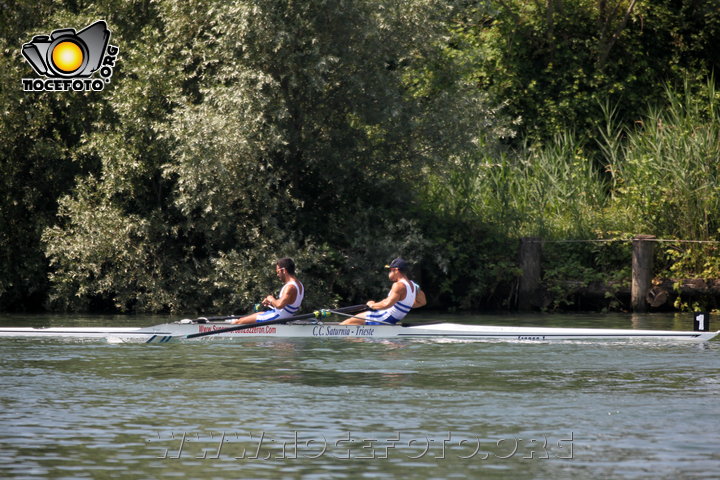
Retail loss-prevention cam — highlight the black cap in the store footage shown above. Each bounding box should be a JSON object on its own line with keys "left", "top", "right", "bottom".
{"left": 384, "top": 257, "right": 409, "bottom": 271}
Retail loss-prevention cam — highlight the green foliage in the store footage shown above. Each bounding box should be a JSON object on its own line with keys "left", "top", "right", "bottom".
{"left": 541, "top": 241, "right": 630, "bottom": 311}
{"left": 422, "top": 220, "right": 519, "bottom": 310}
{"left": 423, "top": 78, "right": 720, "bottom": 310}
{"left": 2, "top": 0, "right": 720, "bottom": 313}
{"left": 43, "top": 178, "right": 174, "bottom": 311}
{"left": 0, "top": 5, "right": 108, "bottom": 310}
{"left": 33, "top": 0, "right": 501, "bottom": 313}
{"left": 424, "top": 131, "right": 609, "bottom": 239}
{"left": 606, "top": 79, "right": 720, "bottom": 242}
{"left": 661, "top": 244, "right": 720, "bottom": 281}
{"left": 459, "top": 0, "right": 720, "bottom": 142}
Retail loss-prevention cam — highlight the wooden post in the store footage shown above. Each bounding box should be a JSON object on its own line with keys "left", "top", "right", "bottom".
{"left": 631, "top": 235, "right": 656, "bottom": 312}
{"left": 518, "top": 237, "right": 542, "bottom": 310}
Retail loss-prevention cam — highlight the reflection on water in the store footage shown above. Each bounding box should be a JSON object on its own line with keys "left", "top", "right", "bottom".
{"left": 0, "top": 312, "right": 718, "bottom": 479}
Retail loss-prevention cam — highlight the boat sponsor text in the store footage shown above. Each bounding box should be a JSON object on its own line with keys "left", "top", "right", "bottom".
{"left": 196, "top": 324, "right": 377, "bottom": 337}
{"left": 312, "top": 326, "right": 376, "bottom": 337}
{"left": 198, "top": 325, "right": 278, "bottom": 335}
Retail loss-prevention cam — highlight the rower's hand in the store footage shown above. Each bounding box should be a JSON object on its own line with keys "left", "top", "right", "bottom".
{"left": 366, "top": 300, "right": 377, "bottom": 310}
{"left": 263, "top": 295, "right": 276, "bottom": 307}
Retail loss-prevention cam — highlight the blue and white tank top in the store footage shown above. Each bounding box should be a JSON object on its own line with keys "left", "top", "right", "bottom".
{"left": 386, "top": 279, "right": 417, "bottom": 320}
{"left": 279, "top": 279, "right": 303, "bottom": 315}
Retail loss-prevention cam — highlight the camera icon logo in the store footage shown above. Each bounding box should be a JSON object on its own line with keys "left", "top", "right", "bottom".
{"left": 22, "top": 20, "right": 109, "bottom": 77}
{"left": 21, "top": 20, "right": 119, "bottom": 92}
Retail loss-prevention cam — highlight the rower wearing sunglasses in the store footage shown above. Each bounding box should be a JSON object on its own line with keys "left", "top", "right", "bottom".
{"left": 340, "top": 257, "right": 426, "bottom": 325}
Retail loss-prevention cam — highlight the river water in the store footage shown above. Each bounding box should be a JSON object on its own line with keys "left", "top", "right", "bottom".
{"left": 0, "top": 312, "right": 718, "bottom": 479}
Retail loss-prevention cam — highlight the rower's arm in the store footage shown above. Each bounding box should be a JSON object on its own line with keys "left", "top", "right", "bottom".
{"left": 368, "top": 283, "right": 405, "bottom": 310}
{"left": 264, "top": 285, "right": 297, "bottom": 310}
{"left": 413, "top": 288, "right": 427, "bottom": 308}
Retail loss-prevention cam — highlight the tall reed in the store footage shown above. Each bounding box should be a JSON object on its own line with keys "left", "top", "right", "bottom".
{"left": 427, "top": 132, "right": 608, "bottom": 239}
{"left": 605, "top": 79, "right": 720, "bottom": 241}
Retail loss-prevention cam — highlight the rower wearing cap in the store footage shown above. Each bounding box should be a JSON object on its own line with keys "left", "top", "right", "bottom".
{"left": 340, "top": 257, "right": 427, "bottom": 325}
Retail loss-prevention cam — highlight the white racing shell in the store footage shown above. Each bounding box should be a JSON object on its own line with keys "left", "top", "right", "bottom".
{"left": 0, "top": 322, "right": 717, "bottom": 344}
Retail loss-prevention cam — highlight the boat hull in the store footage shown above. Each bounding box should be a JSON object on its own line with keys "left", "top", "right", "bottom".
{"left": 0, "top": 322, "right": 717, "bottom": 343}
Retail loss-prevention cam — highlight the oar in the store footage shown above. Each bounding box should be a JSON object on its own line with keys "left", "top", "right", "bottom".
{"left": 326, "top": 308, "right": 396, "bottom": 326}
{"left": 181, "top": 304, "right": 265, "bottom": 323}
{"left": 184, "top": 304, "right": 368, "bottom": 339}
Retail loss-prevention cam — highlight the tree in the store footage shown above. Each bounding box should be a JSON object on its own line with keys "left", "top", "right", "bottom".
{"left": 0, "top": 4, "right": 105, "bottom": 310}
{"left": 43, "top": 0, "right": 504, "bottom": 312}
{"left": 458, "top": 0, "right": 720, "bottom": 141}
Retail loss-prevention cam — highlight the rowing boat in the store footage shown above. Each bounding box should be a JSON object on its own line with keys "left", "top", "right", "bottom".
{"left": 0, "top": 320, "right": 717, "bottom": 343}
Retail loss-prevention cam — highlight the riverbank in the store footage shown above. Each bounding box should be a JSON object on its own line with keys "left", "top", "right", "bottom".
{"left": 532, "top": 277, "right": 720, "bottom": 313}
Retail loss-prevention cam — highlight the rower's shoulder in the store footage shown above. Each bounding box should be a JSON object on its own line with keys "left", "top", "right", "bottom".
{"left": 288, "top": 277, "right": 303, "bottom": 291}
{"left": 392, "top": 280, "right": 408, "bottom": 292}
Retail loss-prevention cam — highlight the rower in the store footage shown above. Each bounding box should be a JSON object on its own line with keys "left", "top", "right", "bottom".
{"left": 230, "top": 258, "right": 304, "bottom": 324}
{"left": 340, "top": 258, "right": 426, "bottom": 325}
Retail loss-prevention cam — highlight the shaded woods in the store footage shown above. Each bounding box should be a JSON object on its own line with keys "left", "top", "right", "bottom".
{"left": 1, "top": 1, "right": 719, "bottom": 313}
